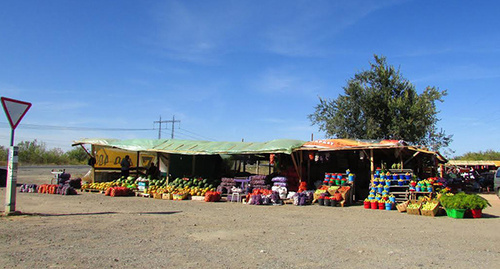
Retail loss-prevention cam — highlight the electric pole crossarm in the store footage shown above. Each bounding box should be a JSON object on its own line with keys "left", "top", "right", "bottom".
{"left": 154, "top": 115, "right": 181, "bottom": 139}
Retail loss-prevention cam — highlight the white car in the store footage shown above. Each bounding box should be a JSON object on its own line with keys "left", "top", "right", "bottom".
{"left": 495, "top": 168, "right": 500, "bottom": 198}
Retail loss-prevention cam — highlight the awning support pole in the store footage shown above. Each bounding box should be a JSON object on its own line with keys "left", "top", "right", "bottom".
{"left": 404, "top": 152, "right": 420, "bottom": 166}
{"left": 136, "top": 151, "right": 140, "bottom": 177}
{"left": 291, "top": 152, "right": 302, "bottom": 182}
{"left": 370, "top": 149, "right": 374, "bottom": 181}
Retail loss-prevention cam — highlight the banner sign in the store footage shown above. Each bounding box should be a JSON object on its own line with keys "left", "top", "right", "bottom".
{"left": 94, "top": 146, "right": 156, "bottom": 169}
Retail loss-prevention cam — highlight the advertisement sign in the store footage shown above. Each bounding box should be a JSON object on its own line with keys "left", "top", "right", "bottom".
{"left": 94, "top": 146, "right": 156, "bottom": 169}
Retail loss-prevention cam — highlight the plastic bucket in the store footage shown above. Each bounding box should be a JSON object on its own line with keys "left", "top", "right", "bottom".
{"left": 385, "top": 203, "right": 392, "bottom": 210}
{"left": 318, "top": 198, "right": 324, "bottom": 206}
{"left": 364, "top": 201, "right": 370, "bottom": 209}
{"left": 398, "top": 181, "right": 404, "bottom": 186}
{"left": 324, "top": 198, "right": 331, "bottom": 206}
{"left": 446, "top": 209, "right": 466, "bottom": 219}
{"left": 378, "top": 203, "right": 385, "bottom": 210}
{"left": 471, "top": 209, "right": 482, "bottom": 218}
{"left": 371, "top": 201, "right": 378, "bottom": 209}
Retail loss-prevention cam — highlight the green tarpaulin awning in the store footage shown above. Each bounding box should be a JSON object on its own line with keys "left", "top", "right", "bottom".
{"left": 73, "top": 138, "right": 305, "bottom": 155}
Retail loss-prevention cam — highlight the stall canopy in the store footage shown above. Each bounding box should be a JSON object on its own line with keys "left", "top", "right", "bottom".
{"left": 299, "top": 139, "right": 447, "bottom": 163}
{"left": 73, "top": 138, "right": 305, "bottom": 155}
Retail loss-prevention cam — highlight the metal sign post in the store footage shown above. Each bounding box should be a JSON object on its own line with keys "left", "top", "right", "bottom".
{"left": 1, "top": 97, "right": 31, "bottom": 215}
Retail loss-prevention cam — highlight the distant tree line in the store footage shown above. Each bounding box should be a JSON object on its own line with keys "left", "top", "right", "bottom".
{"left": 0, "top": 139, "right": 88, "bottom": 165}
{"left": 453, "top": 150, "right": 500, "bottom": 161}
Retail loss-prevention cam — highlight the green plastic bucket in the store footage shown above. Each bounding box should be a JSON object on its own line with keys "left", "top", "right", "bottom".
{"left": 446, "top": 209, "right": 466, "bottom": 219}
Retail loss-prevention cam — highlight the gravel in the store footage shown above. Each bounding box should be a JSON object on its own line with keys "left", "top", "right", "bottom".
{"left": 0, "top": 166, "right": 499, "bottom": 268}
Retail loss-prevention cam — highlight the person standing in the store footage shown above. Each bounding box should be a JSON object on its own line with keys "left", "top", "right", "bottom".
{"left": 120, "top": 155, "right": 132, "bottom": 178}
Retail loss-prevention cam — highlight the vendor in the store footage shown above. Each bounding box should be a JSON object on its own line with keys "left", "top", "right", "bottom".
{"left": 147, "top": 162, "right": 159, "bottom": 179}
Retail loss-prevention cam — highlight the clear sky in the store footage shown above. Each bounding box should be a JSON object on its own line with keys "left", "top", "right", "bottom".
{"left": 0, "top": 0, "right": 499, "bottom": 158}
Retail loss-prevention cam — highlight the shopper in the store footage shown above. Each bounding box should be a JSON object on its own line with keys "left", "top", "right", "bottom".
{"left": 120, "top": 155, "right": 131, "bottom": 178}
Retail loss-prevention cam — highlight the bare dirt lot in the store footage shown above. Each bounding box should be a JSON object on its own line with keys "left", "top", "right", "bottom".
{"left": 1, "top": 166, "right": 500, "bottom": 269}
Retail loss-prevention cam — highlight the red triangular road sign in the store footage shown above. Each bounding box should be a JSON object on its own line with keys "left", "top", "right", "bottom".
{"left": 1, "top": 97, "right": 32, "bottom": 130}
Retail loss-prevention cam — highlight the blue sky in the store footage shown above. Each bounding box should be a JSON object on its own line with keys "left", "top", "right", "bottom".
{"left": 0, "top": 0, "right": 499, "bottom": 157}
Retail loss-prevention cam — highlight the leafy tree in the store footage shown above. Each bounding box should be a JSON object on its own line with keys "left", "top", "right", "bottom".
{"left": 0, "top": 145, "right": 7, "bottom": 162}
{"left": 308, "top": 55, "right": 452, "bottom": 151}
{"left": 17, "top": 139, "right": 47, "bottom": 164}
{"left": 65, "top": 146, "right": 89, "bottom": 164}
{"left": 453, "top": 150, "right": 500, "bottom": 160}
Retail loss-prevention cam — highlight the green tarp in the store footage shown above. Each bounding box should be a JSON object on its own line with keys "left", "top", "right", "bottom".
{"left": 73, "top": 138, "right": 305, "bottom": 155}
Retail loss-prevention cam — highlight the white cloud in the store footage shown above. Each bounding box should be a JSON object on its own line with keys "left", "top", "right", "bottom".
{"left": 261, "top": 1, "right": 398, "bottom": 57}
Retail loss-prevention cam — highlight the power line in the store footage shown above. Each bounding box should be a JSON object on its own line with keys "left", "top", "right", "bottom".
{"left": 178, "top": 127, "right": 217, "bottom": 141}
{"left": 0, "top": 122, "right": 153, "bottom": 131}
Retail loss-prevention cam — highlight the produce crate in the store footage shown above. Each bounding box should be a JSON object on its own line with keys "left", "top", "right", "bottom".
{"left": 153, "top": 193, "right": 163, "bottom": 199}
{"left": 172, "top": 193, "right": 187, "bottom": 200}
{"left": 162, "top": 193, "right": 172, "bottom": 200}
{"left": 420, "top": 205, "right": 440, "bottom": 217}
{"left": 396, "top": 201, "right": 409, "bottom": 213}
{"left": 190, "top": 195, "right": 205, "bottom": 201}
{"left": 136, "top": 192, "right": 150, "bottom": 198}
{"left": 406, "top": 202, "right": 422, "bottom": 215}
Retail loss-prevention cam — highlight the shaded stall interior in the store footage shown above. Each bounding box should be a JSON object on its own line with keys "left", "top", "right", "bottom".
{"left": 296, "top": 140, "right": 447, "bottom": 200}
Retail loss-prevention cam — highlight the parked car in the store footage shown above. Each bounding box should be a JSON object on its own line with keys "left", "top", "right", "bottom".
{"left": 495, "top": 168, "right": 500, "bottom": 198}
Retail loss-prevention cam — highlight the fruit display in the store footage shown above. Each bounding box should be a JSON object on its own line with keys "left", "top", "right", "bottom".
{"left": 82, "top": 181, "right": 122, "bottom": 192}
{"left": 407, "top": 203, "right": 421, "bottom": 210}
{"left": 421, "top": 200, "right": 439, "bottom": 211}
{"left": 166, "top": 177, "right": 217, "bottom": 198}
{"left": 204, "top": 191, "right": 221, "bottom": 202}
{"left": 104, "top": 187, "right": 134, "bottom": 197}
{"left": 38, "top": 184, "right": 77, "bottom": 195}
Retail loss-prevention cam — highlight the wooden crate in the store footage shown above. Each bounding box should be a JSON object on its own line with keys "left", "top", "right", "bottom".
{"left": 396, "top": 201, "right": 409, "bottom": 213}
{"left": 136, "top": 192, "right": 150, "bottom": 198}
{"left": 162, "top": 193, "right": 172, "bottom": 200}
{"left": 153, "top": 193, "right": 163, "bottom": 199}
{"left": 406, "top": 202, "right": 422, "bottom": 215}
{"left": 421, "top": 205, "right": 441, "bottom": 217}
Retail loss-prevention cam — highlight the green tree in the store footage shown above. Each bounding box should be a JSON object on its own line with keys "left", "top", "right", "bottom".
{"left": 65, "top": 146, "right": 89, "bottom": 164}
{"left": 308, "top": 55, "right": 452, "bottom": 151}
{"left": 453, "top": 150, "right": 500, "bottom": 160}
{"left": 0, "top": 145, "right": 7, "bottom": 162}
{"left": 17, "top": 139, "right": 47, "bottom": 164}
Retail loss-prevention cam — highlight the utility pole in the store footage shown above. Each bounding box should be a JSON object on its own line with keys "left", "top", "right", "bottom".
{"left": 154, "top": 115, "right": 180, "bottom": 139}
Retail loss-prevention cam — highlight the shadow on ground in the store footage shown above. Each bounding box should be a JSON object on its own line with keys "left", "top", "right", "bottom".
{"left": 1, "top": 211, "right": 183, "bottom": 217}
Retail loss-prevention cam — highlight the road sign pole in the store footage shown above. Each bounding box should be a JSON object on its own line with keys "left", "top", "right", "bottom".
{"left": 2, "top": 96, "right": 32, "bottom": 215}
{"left": 10, "top": 129, "right": 14, "bottom": 146}
{"left": 5, "top": 146, "right": 19, "bottom": 215}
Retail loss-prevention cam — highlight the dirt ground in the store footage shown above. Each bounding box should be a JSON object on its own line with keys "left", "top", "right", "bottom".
{"left": 1, "top": 166, "right": 499, "bottom": 269}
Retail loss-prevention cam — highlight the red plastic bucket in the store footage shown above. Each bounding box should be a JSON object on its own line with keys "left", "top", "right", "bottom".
{"left": 471, "top": 209, "right": 482, "bottom": 218}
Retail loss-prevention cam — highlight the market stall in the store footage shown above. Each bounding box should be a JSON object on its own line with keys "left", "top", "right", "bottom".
{"left": 295, "top": 139, "right": 447, "bottom": 204}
